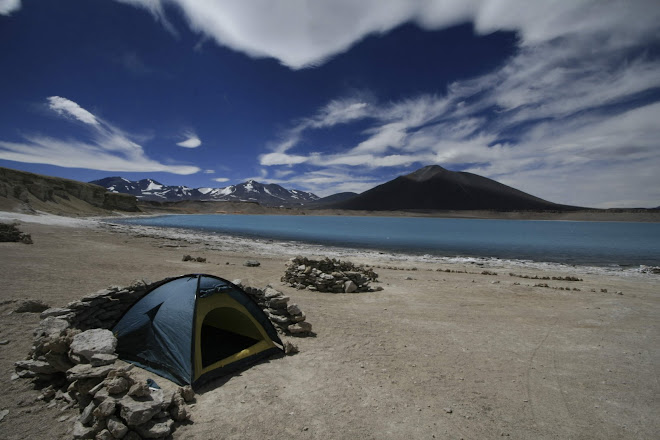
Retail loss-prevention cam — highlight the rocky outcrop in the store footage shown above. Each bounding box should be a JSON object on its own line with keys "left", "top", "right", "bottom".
{"left": 0, "top": 166, "right": 139, "bottom": 213}
{"left": 281, "top": 256, "right": 381, "bottom": 293}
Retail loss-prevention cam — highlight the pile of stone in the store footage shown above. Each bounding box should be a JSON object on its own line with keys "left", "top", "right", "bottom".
{"left": 13, "top": 276, "right": 310, "bottom": 438}
{"left": 15, "top": 325, "right": 193, "bottom": 439}
{"left": 281, "top": 256, "right": 381, "bottom": 293}
{"left": 233, "top": 280, "right": 312, "bottom": 337}
{"left": 38, "top": 279, "right": 161, "bottom": 331}
{"left": 0, "top": 222, "right": 33, "bottom": 244}
{"left": 182, "top": 255, "right": 206, "bottom": 263}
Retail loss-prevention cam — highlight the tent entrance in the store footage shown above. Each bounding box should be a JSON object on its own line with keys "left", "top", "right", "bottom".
{"left": 201, "top": 326, "right": 260, "bottom": 368}
{"left": 199, "top": 306, "right": 265, "bottom": 368}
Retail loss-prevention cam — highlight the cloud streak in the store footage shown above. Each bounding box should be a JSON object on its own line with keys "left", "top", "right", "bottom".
{"left": 47, "top": 96, "right": 99, "bottom": 126}
{"left": 0, "top": 97, "right": 200, "bottom": 175}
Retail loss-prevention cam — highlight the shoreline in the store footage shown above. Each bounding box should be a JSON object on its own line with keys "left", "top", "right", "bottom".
{"left": 139, "top": 201, "right": 660, "bottom": 223}
{"left": 4, "top": 210, "right": 658, "bottom": 278}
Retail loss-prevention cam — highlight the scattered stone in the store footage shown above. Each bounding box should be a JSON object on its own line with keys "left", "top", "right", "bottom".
{"left": 288, "top": 322, "right": 313, "bottom": 335}
{"left": 93, "top": 399, "right": 116, "bottom": 418}
{"left": 283, "top": 341, "right": 299, "bottom": 355}
{"left": 134, "top": 418, "right": 174, "bottom": 438}
{"left": 444, "top": 407, "right": 453, "bottom": 414}
{"left": 244, "top": 260, "right": 261, "bottom": 267}
{"left": 290, "top": 312, "right": 306, "bottom": 323}
{"left": 0, "top": 409, "right": 8, "bottom": 422}
{"left": 14, "top": 299, "right": 50, "bottom": 313}
{"left": 95, "top": 429, "right": 114, "bottom": 440}
{"left": 344, "top": 280, "right": 358, "bottom": 293}
{"left": 169, "top": 393, "right": 190, "bottom": 422}
{"left": 105, "top": 376, "right": 132, "bottom": 395}
{"left": 67, "top": 364, "right": 116, "bottom": 381}
{"left": 40, "top": 307, "right": 73, "bottom": 319}
{"left": 0, "top": 339, "right": 8, "bottom": 345}
{"left": 128, "top": 381, "right": 150, "bottom": 398}
{"left": 178, "top": 386, "right": 195, "bottom": 403}
{"left": 119, "top": 393, "right": 163, "bottom": 427}
{"left": 286, "top": 303, "right": 302, "bottom": 315}
{"left": 14, "top": 359, "right": 58, "bottom": 375}
{"left": 80, "top": 401, "right": 97, "bottom": 426}
{"left": 69, "top": 329, "right": 117, "bottom": 364}
{"left": 90, "top": 353, "right": 118, "bottom": 367}
{"left": 106, "top": 416, "right": 128, "bottom": 438}
{"left": 269, "top": 296, "right": 290, "bottom": 308}
{"left": 72, "top": 420, "right": 95, "bottom": 439}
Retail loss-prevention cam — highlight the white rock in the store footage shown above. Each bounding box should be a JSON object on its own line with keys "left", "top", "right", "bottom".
{"left": 288, "top": 322, "right": 312, "bottom": 334}
{"left": 344, "top": 281, "right": 358, "bottom": 293}
{"left": 69, "top": 329, "right": 117, "bottom": 363}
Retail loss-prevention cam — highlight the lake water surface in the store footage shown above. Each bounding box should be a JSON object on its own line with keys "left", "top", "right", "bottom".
{"left": 118, "top": 214, "right": 660, "bottom": 268}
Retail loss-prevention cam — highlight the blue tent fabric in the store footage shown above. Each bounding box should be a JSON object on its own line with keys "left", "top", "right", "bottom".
{"left": 113, "top": 274, "right": 282, "bottom": 387}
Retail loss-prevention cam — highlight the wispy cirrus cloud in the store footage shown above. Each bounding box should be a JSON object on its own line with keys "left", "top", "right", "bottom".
{"left": 0, "top": 96, "right": 200, "bottom": 175}
{"left": 253, "top": 0, "right": 660, "bottom": 206}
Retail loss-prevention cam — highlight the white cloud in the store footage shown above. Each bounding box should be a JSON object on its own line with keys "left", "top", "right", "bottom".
{"left": 0, "top": 97, "right": 200, "bottom": 175}
{"left": 116, "top": 0, "right": 660, "bottom": 69}
{"left": 259, "top": 152, "right": 308, "bottom": 166}
{"left": 176, "top": 131, "right": 202, "bottom": 148}
{"left": 203, "top": 169, "right": 215, "bottom": 174}
{"left": 47, "top": 96, "right": 99, "bottom": 126}
{"left": 0, "top": 0, "right": 20, "bottom": 15}
{"left": 212, "top": 177, "right": 229, "bottom": 183}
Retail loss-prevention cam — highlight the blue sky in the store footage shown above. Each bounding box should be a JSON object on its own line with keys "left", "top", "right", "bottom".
{"left": 1, "top": 0, "right": 659, "bottom": 208}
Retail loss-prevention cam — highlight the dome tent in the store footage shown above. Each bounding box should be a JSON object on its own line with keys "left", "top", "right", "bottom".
{"left": 113, "top": 274, "right": 283, "bottom": 387}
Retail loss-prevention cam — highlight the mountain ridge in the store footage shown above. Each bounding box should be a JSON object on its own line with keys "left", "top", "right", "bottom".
{"left": 90, "top": 176, "right": 319, "bottom": 207}
{"left": 330, "top": 165, "right": 581, "bottom": 211}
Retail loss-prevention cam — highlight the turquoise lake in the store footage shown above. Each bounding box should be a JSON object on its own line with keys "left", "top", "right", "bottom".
{"left": 117, "top": 215, "right": 660, "bottom": 268}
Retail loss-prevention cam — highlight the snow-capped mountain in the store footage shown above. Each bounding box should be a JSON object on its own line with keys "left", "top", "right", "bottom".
{"left": 90, "top": 177, "right": 319, "bottom": 206}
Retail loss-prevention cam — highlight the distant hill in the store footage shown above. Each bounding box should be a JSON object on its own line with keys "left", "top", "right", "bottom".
{"left": 329, "top": 165, "right": 580, "bottom": 211}
{"left": 90, "top": 177, "right": 319, "bottom": 207}
{"left": 304, "top": 192, "right": 359, "bottom": 207}
{"left": 0, "top": 167, "right": 138, "bottom": 215}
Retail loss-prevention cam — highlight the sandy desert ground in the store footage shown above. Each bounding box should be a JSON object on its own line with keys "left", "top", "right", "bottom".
{"left": 0, "top": 213, "right": 658, "bottom": 439}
